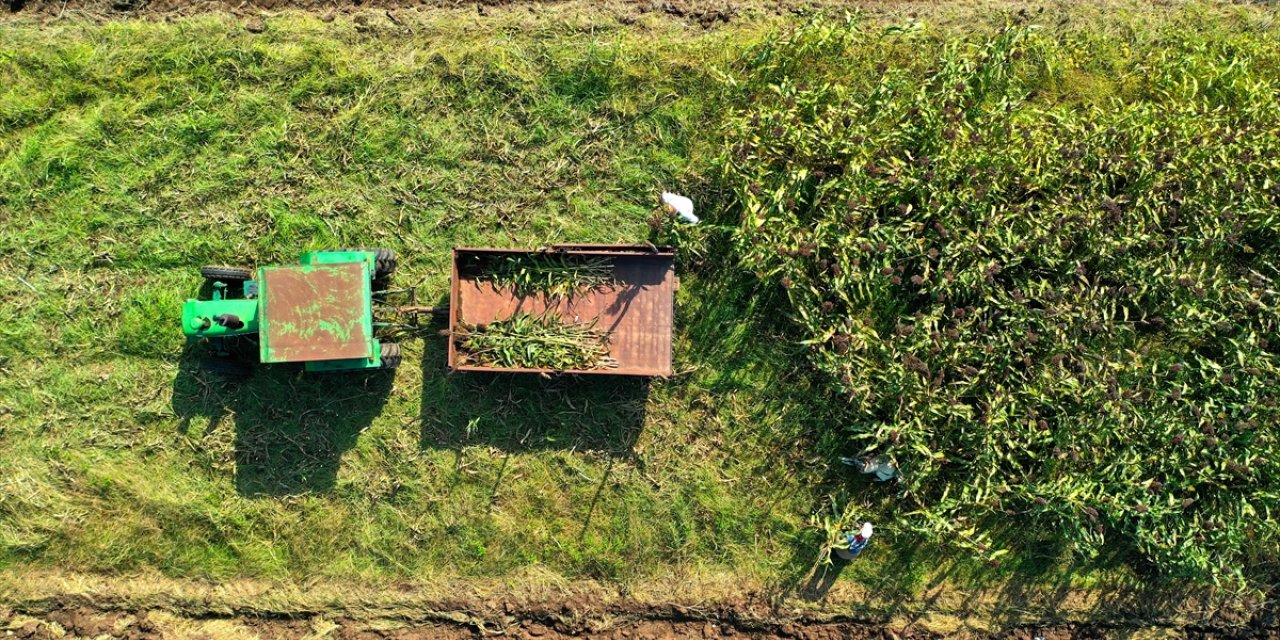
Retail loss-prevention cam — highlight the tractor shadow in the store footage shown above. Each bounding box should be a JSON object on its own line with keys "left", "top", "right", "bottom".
{"left": 170, "top": 341, "right": 394, "bottom": 497}
{"left": 416, "top": 328, "right": 649, "bottom": 456}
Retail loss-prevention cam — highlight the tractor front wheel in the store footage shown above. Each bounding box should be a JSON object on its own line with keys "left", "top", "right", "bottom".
{"left": 200, "top": 266, "right": 253, "bottom": 282}
{"left": 378, "top": 342, "right": 402, "bottom": 370}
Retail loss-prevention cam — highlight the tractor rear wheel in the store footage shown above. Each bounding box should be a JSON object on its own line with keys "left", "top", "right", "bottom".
{"left": 341, "top": 248, "right": 397, "bottom": 281}
{"left": 201, "top": 266, "right": 253, "bottom": 282}
{"left": 378, "top": 342, "right": 402, "bottom": 370}
{"left": 200, "top": 357, "right": 252, "bottom": 378}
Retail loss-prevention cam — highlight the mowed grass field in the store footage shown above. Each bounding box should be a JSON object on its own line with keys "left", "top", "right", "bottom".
{"left": 1, "top": 0, "right": 1276, "bottom": 611}
{"left": 0, "top": 6, "right": 854, "bottom": 589}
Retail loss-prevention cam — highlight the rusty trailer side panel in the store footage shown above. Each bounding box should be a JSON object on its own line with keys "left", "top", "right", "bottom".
{"left": 259, "top": 262, "right": 374, "bottom": 364}
{"left": 449, "top": 246, "right": 676, "bottom": 376}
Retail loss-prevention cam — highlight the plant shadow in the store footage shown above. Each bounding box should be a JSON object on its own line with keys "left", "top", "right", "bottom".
{"left": 676, "top": 264, "right": 890, "bottom": 605}
{"left": 170, "top": 340, "right": 395, "bottom": 497}
{"left": 771, "top": 459, "right": 1199, "bottom": 628}
{"left": 796, "top": 555, "right": 852, "bottom": 602}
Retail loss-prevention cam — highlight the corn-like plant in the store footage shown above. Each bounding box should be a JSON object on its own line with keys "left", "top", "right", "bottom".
{"left": 455, "top": 311, "right": 618, "bottom": 371}
{"left": 478, "top": 254, "right": 617, "bottom": 299}
{"left": 717, "top": 17, "right": 1280, "bottom": 589}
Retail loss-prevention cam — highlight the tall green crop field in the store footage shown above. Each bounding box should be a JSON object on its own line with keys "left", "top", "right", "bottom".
{"left": 712, "top": 11, "right": 1280, "bottom": 589}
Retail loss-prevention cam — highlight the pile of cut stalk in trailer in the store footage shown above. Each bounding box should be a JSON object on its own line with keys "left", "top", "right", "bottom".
{"left": 448, "top": 245, "right": 675, "bottom": 377}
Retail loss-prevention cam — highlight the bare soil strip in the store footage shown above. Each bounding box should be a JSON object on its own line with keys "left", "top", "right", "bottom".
{"left": 4, "top": 0, "right": 522, "bottom": 16}
{"left": 6, "top": 604, "right": 1280, "bottom": 639}
{"left": 1, "top": 570, "right": 1277, "bottom": 639}
{"left": 8, "top": 605, "right": 1277, "bottom": 640}
{"left": 1, "top": 605, "right": 885, "bottom": 640}
{"left": 3, "top": 0, "right": 740, "bottom": 22}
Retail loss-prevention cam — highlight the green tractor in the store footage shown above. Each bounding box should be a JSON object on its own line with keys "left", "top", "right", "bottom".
{"left": 182, "top": 249, "right": 402, "bottom": 376}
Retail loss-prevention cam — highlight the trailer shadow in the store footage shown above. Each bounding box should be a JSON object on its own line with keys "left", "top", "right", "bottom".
{"left": 170, "top": 343, "right": 394, "bottom": 497}
{"left": 417, "top": 332, "right": 648, "bottom": 456}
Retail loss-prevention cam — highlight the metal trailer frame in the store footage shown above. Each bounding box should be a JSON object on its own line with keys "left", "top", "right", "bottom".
{"left": 448, "top": 244, "right": 676, "bottom": 377}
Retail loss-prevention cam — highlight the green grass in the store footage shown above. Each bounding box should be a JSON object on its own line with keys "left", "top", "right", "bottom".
{"left": 0, "top": 8, "right": 830, "bottom": 587}
{"left": 1, "top": 0, "right": 1274, "bottom": 609}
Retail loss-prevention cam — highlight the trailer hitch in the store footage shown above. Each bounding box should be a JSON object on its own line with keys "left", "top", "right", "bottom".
{"left": 371, "top": 286, "right": 449, "bottom": 331}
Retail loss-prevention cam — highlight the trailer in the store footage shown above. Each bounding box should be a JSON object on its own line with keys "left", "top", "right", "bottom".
{"left": 449, "top": 245, "right": 676, "bottom": 377}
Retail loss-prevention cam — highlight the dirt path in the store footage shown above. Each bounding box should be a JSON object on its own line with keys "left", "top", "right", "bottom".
{"left": 6, "top": 605, "right": 877, "bottom": 639}
{"left": 2, "top": 569, "right": 1276, "bottom": 639}
{"left": 10, "top": 604, "right": 1266, "bottom": 640}
{"left": 3, "top": 0, "right": 741, "bottom": 22}
{"left": 3, "top": 0, "right": 535, "bottom": 16}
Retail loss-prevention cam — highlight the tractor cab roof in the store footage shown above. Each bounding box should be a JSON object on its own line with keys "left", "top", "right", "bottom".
{"left": 258, "top": 262, "right": 375, "bottom": 364}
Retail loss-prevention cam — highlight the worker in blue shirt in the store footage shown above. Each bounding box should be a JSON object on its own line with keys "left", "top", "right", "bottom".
{"left": 834, "top": 522, "right": 873, "bottom": 561}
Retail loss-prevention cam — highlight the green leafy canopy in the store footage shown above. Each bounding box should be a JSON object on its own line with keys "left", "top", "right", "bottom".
{"left": 717, "top": 16, "right": 1280, "bottom": 589}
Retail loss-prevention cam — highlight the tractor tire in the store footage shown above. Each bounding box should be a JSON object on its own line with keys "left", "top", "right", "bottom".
{"left": 341, "top": 248, "right": 397, "bottom": 281}
{"left": 201, "top": 266, "right": 253, "bottom": 282}
{"left": 378, "top": 342, "right": 402, "bottom": 370}
{"left": 200, "top": 357, "right": 252, "bottom": 378}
